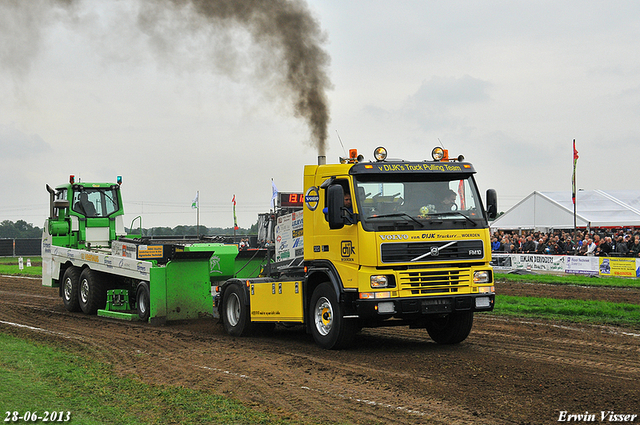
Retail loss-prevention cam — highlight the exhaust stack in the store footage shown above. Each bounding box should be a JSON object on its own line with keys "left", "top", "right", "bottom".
{"left": 318, "top": 155, "right": 326, "bottom": 165}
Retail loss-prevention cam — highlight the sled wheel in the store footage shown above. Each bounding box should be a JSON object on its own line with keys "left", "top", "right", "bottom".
{"left": 78, "top": 268, "right": 108, "bottom": 315}
{"left": 62, "top": 267, "right": 81, "bottom": 312}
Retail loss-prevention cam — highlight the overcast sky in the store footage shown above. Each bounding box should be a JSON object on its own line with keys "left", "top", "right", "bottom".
{"left": 2, "top": 0, "right": 639, "bottom": 230}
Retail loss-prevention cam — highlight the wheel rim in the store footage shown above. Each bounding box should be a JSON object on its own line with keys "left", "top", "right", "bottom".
{"left": 63, "top": 278, "right": 73, "bottom": 301}
{"left": 314, "top": 296, "right": 333, "bottom": 336}
{"left": 138, "top": 291, "right": 147, "bottom": 314}
{"left": 80, "top": 279, "right": 89, "bottom": 304}
{"left": 226, "top": 293, "right": 241, "bottom": 327}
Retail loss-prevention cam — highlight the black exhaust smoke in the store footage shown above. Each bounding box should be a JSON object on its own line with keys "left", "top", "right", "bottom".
{"left": 1, "top": 0, "right": 331, "bottom": 156}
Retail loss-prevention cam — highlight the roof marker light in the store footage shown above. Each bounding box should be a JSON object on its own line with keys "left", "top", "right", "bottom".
{"left": 431, "top": 147, "right": 449, "bottom": 162}
{"left": 374, "top": 146, "right": 387, "bottom": 161}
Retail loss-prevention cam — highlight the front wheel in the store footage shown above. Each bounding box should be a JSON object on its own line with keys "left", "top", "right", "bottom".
{"left": 425, "top": 311, "right": 474, "bottom": 344}
{"left": 309, "top": 283, "right": 357, "bottom": 349}
{"left": 222, "top": 284, "right": 252, "bottom": 336}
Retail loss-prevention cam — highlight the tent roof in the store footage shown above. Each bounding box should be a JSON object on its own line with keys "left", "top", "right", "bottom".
{"left": 490, "top": 190, "right": 640, "bottom": 230}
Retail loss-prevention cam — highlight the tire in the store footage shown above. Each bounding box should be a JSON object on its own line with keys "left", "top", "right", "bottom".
{"left": 425, "top": 311, "right": 474, "bottom": 344}
{"left": 61, "top": 267, "right": 81, "bottom": 312}
{"left": 78, "top": 268, "right": 108, "bottom": 315}
{"left": 136, "top": 282, "right": 150, "bottom": 322}
{"left": 222, "top": 284, "right": 252, "bottom": 336}
{"left": 309, "top": 283, "right": 357, "bottom": 350}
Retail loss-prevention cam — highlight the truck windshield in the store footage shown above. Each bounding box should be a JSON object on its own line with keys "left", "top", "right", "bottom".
{"left": 354, "top": 174, "right": 486, "bottom": 231}
{"left": 71, "top": 187, "right": 120, "bottom": 218}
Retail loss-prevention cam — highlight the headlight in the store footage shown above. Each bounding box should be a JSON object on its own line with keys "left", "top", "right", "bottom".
{"left": 474, "top": 270, "right": 491, "bottom": 284}
{"left": 374, "top": 146, "right": 387, "bottom": 161}
{"left": 478, "top": 286, "right": 495, "bottom": 294}
{"left": 370, "top": 275, "right": 389, "bottom": 288}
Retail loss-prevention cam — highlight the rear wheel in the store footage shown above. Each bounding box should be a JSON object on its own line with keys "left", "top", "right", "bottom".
{"left": 222, "top": 284, "right": 252, "bottom": 336}
{"left": 61, "top": 267, "right": 81, "bottom": 312}
{"left": 78, "top": 268, "right": 108, "bottom": 315}
{"left": 136, "top": 282, "right": 150, "bottom": 322}
{"left": 425, "top": 311, "right": 474, "bottom": 344}
{"left": 309, "top": 283, "right": 357, "bottom": 349}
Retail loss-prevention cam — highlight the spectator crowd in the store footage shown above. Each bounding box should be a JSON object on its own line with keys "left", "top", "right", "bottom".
{"left": 491, "top": 228, "right": 640, "bottom": 257}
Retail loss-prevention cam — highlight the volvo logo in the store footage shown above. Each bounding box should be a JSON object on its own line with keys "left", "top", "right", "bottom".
{"left": 379, "top": 234, "right": 409, "bottom": 240}
{"left": 305, "top": 186, "right": 320, "bottom": 211}
{"left": 430, "top": 246, "right": 440, "bottom": 256}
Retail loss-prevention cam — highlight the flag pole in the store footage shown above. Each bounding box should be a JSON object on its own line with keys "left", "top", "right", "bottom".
{"left": 191, "top": 191, "right": 200, "bottom": 237}
{"left": 196, "top": 190, "right": 200, "bottom": 238}
{"left": 572, "top": 140, "right": 579, "bottom": 239}
{"left": 232, "top": 194, "right": 237, "bottom": 239}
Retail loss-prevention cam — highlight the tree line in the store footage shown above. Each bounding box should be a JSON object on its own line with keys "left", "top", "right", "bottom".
{"left": 135, "top": 223, "right": 257, "bottom": 237}
{"left": 0, "top": 220, "right": 42, "bottom": 238}
{"left": 0, "top": 220, "right": 256, "bottom": 239}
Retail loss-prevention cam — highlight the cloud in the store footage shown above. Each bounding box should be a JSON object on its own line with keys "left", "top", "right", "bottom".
{"left": 361, "top": 75, "right": 493, "bottom": 132}
{"left": 408, "top": 75, "right": 492, "bottom": 106}
{"left": 0, "top": 123, "right": 52, "bottom": 159}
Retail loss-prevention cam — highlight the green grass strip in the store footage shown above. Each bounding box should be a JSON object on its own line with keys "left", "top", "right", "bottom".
{"left": 0, "top": 257, "right": 42, "bottom": 277}
{"left": 495, "top": 272, "right": 640, "bottom": 289}
{"left": 494, "top": 295, "right": 640, "bottom": 328}
{"left": 0, "top": 332, "right": 298, "bottom": 425}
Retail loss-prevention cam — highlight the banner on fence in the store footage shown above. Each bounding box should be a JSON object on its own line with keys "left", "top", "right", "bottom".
{"left": 565, "top": 256, "right": 599, "bottom": 276}
{"left": 598, "top": 257, "right": 638, "bottom": 278}
{"left": 492, "top": 253, "right": 640, "bottom": 278}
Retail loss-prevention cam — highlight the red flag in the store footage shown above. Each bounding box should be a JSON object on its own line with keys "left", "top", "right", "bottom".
{"left": 232, "top": 195, "right": 238, "bottom": 230}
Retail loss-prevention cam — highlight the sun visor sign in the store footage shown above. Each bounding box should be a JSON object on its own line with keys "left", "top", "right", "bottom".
{"left": 351, "top": 162, "right": 474, "bottom": 174}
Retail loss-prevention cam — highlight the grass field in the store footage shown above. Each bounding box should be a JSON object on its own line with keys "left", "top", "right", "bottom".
{"left": 494, "top": 272, "right": 640, "bottom": 328}
{"left": 0, "top": 333, "right": 298, "bottom": 425}
{"left": 494, "top": 295, "right": 640, "bottom": 328}
{"left": 0, "top": 256, "right": 42, "bottom": 277}
{"left": 495, "top": 272, "right": 640, "bottom": 289}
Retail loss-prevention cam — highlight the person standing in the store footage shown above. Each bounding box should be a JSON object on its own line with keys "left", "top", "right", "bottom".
{"left": 522, "top": 235, "right": 536, "bottom": 253}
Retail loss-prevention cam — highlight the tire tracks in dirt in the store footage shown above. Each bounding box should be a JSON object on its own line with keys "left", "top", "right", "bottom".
{"left": 2, "top": 275, "right": 639, "bottom": 424}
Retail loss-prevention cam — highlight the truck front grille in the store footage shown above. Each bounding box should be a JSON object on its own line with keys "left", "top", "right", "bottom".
{"left": 398, "top": 269, "right": 471, "bottom": 294}
{"left": 381, "top": 240, "right": 484, "bottom": 263}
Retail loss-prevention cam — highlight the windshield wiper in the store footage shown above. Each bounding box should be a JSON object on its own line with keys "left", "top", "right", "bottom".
{"left": 432, "top": 211, "right": 478, "bottom": 227}
{"left": 366, "top": 213, "right": 424, "bottom": 228}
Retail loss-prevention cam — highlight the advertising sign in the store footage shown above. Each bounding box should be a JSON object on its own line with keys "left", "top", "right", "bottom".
{"left": 275, "top": 211, "right": 304, "bottom": 261}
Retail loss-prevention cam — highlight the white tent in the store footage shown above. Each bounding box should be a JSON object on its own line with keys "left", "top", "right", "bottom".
{"left": 490, "top": 190, "right": 640, "bottom": 231}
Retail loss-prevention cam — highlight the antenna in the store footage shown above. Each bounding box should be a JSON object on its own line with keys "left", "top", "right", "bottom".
{"left": 437, "top": 138, "right": 446, "bottom": 149}
{"left": 336, "top": 130, "right": 347, "bottom": 156}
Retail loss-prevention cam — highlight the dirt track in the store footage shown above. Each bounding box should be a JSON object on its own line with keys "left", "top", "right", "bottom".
{"left": 1, "top": 275, "right": 639, "bottom": 424}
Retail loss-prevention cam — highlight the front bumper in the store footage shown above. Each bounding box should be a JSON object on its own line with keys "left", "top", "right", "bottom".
{"left": 355, "top": 293, "right": 494, "bottom": 320}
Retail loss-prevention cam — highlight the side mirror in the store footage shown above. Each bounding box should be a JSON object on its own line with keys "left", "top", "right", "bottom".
{"left": 486, "top": 189, "right": 497, "bottom": 220}
{"left": 326, "top": 185, "right": 345, "bottom": 230}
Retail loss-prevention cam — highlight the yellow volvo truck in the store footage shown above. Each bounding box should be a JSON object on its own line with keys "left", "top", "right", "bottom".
{"left": 216, "top": 146, "right": 497, "bottom": 349}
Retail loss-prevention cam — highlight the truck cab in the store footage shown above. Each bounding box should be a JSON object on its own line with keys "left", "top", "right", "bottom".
{"left": 45, "top": 176, "right": 126, "bottom": 250}
{"left": 219, "top": 146, "right": 497, "bottom": 349}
